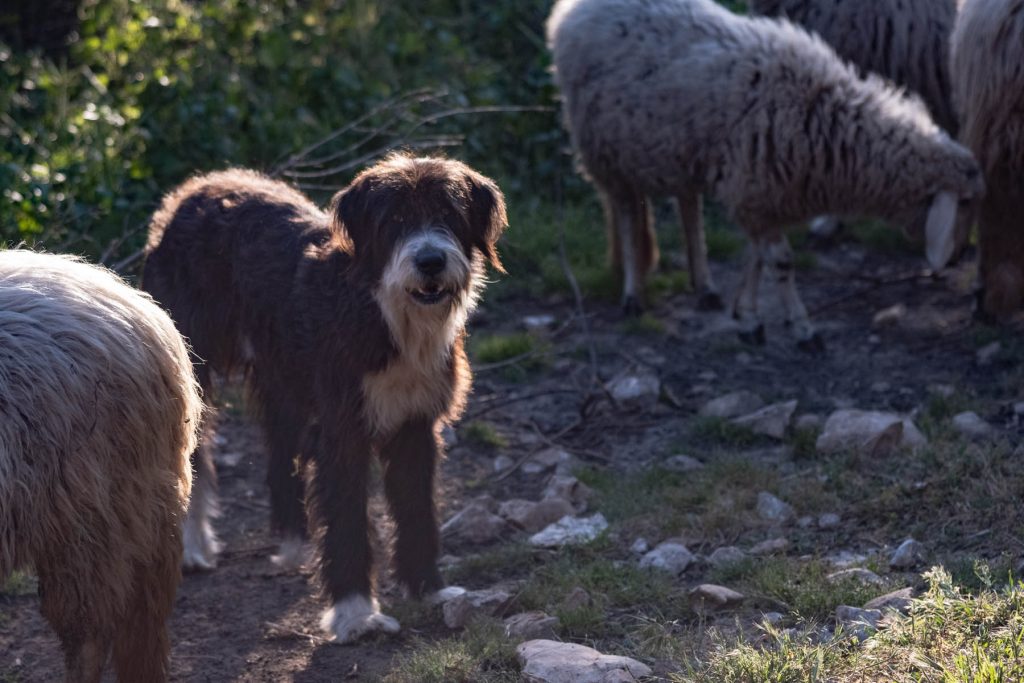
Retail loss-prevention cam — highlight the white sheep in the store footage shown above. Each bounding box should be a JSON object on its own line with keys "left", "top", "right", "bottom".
{"left": 547, "top": 0, "right": 982, "bottom": 349}
{"left": 951, "top": 0, "right": 1024, "bottom": 319}
{"left": 0, "top": 251, "right": 203, "bottom": 682}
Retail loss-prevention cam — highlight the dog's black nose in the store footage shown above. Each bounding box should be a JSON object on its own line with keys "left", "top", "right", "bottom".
{"left": 414, "top": 248, "right": 446, "bottom": 276}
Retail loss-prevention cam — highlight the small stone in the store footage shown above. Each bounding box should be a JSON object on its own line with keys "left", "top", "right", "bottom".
{"left": 816, "top": 409, "right": 927, "bottom": 455}
{"left": 215, "top": 451, "right": 245, "bottom": 467}
{"left": 707, "top": 546, "right": 748, "bottom": 569}
{"left": 890, "top": 538, "right": 925, "bottom": 569}
{"left": 818, "top": 513, "right": 841, "bottom": 529}
{"left": 523, "top": 314, "right": 556, "bottom": 330}
{"left": 871, "top": 381, "right": 891, "bottom": 393}
{"left": 952, "top": 411, "right": 994, "bottom": 439}
{"left": 522, "top": 448, "right": 576, "bottom": 476}
{"left": 504, "top": 611, "right": 560, "bottom": 640}
{"left": 977, "top": 341, "right": 1001, "bottom": 366}
{"left": 827, "top": 568, "right": 884, "bottom": 586}
{"left": 630, "top": 538, "right": 650, "bottom": 555}
{"left": 561, "top": 587, "right": 591, "bottom": 611}
{"left": 750, "top": 537, "right": 790, "bottom": 556}
{"left": 795, "top": 413, "right": 823, "bottom": 431}
{"left": 797, "top": 515, "right": 815, "bottom": 529}
{"left": 663, "top": 454, "right": 705, "bottom": 472}
{"left": 499, "top": 498, "right": 576, "bottom": 533}
{"left": 493, "top": 455, "right": 515, "bottom": 472}
{"left": 735, "top": 351, "right": 753, "bottom": 364}
{"left": 733, "top": 400, "right": 798, "bottom": 439}
{"left": 606, "top": 371, "right": 661, "bottom": 408}
{"left": 1013, "top": 401, "right": 1024, "bottom": 416}
{"left": 761, "top": 611, "right": 785, "bottom": 626}
{"left": 441, "top": 503, "right": 507, "bottom": 544}
{"left": 542, "top": 475, "right": 593, "bottom": 512}
{"left": 442, "top": 424, "right": 458, "bottom": 448}
{"left": 826, "top": 550, "right": 869, "bottom": 568}
{"left": 930, "top": 384, "right": 956, "bottom": 398}
{"left": 516, "top": 640, "right": 652, "bottom": 683}
{"left": 864, "top": 587, "right": 914, "bottom": 614}
{"left": 700, "top": 390, "right": 765, "bottom": 419}
{"left": 443, "top": 588, "right": 512, "bottom": 629}
{"left": 756, "top": 491, "right": 795, "bottom": 523}
{"left": 689, "top": 584, "right": 745, "bottom": 612}
{"left": 639, "top": 541, "right": 695, "bottom": 574}
{"left": 529, "top": 513, "right": 608, "bottom": 548}
{"left": 835, "top": 605, "right": 881, "bottom": 629}
{"left": 438, "top": 554, "right": 460, "bottom": 568}
{"left": 872, "top": 303, "right": 906, "bottom": 327}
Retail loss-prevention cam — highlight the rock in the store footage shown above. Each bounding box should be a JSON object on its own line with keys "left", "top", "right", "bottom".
{"left": 761, "top": 611, "right": 785, "bottom": 626}
{"left": 836, "top": 605, "right": 882, "bottom": 635}
{"left": 797, "top": 515, "right": 815, "bottom": 529}
{"left": 522, "top": 448, "right": 577, "bottom": 476}
{"left": 561, "top": 587, "right": 591, "bottom": 611}
{"left": 663, "top": 454, "right": 705, "bottom": 472}
{"left": 889, "top": 538, "right": 925, "bottom": 569}
{"left": 826, "top": 550, "right": 869, "bottom": 569}
{"left": 818, "top": 513, "right": 841, "bottom": 529}
{"left": 827, "top": 568, "right": 884, "bottom": 586}
{"left": 441, "top": 424, "right": 458, "bottom": 448}
{"left": 750, "top": 537, "right": 790, "bottom": 556}
{"left": 630, "top": 538, "right": 650, "bottom": 555}
{"left": 516, "top": 640, "right": 652, "bottom": 683}
{"left": 816, "top": 409, "right": 927, "bottom": 455}
{"left": 735, "top": 351, "right": 753, "bottom": 364}
{"left": 977, "top": 341, "right": 1001, "bottom": 366}
{"left": 952, "top": 411, "right": 994, "bottom": 439}
{"left": 529, "top": 513, "right": 608, "bottom": 548}
{"left": 442, "top": 588, "right": 512, "bottom": 628}
{"left": 606, "top": 371, "right": 661, "bottom": 408}
{"left": 523, "top": 314, "right": 556, "bottom": 330}
{"left": 864, "top": 587, "right": 914, "bottom": 614}
{"left": 700, "top": 390, "right": 765, "bottom": 419}
{"left": 795, "top": 413, "right": 823, "bottom": 431}
{"left": 689, "top": 584, "right": 745, "bottom": 612}
{"left": 870, "top": 381, "right": 891, "bottom": 393}
{"left": 639, "top": 541, "right": 695, "bottom": 575}
{"left": 543, "top": 475, "right": 593, "bottom": 512}
{"left": 499, "top": 498, "right": 575, "bottom": 533}
{"left": 504, "top": 611, "right": 560, "bottom": 640}
{"left": 707, "top": 546, "right": 748, "bottom": 569}
{"left": 872, "top": 303, "right": 906, "bottom": 327}
{"left": 733, "top": 400, "right": 798, "bottom": 439}
{"left": 1014, "top": 401, "right": 1024, "bottom": 416}
{"left": 493, "top": 455, "right": 515, "bottom": 472}
{"left": 756, "top": 491, "right": 795, "bottom": 523}
{"left": 441, "top": 503, "right": 507, "bottom": 543}
{"left": 215, "top": 451, "right": 245, "bottom": 467}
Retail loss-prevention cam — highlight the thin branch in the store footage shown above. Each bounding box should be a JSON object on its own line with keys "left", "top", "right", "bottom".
{"left": 281, "top": 136, "right": 464, "bottom": 179}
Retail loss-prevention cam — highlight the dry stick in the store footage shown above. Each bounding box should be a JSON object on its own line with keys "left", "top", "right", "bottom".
{"left": 465, "top": 388, "right": 580, "bottom": 421}
{"left": 809, "top": 271, "right": 927, "bottom": 315}
{"left": 112, "top": 246, "right": 146, "bottom": 275}
{"left": 283, "top": 135, "right": 465, "bottom": 179}
{"left": 264, "top": 621, "right": 337, "bottom": 646}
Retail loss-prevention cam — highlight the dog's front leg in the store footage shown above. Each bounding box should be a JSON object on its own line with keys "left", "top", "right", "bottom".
{"left": 379, "top": 417, "right": 448, "bottom": 598}
{"left": 306, "top": 423, "right": 399, "bottom": 643}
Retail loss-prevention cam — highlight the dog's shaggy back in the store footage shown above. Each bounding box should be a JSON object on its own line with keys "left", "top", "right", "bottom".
{"left": 0, "top": 250, "right": 203, "bottom": 680}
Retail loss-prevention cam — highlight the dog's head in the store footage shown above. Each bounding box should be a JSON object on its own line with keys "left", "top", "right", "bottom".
{"left": 330, "top": 154, "right": 507, "bottom": 312}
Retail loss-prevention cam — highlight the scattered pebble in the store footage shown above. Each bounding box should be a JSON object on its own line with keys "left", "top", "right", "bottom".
{"left": 440, "top": 503, "right": 507, "bottom": 544}
{"left": 889, "top": 538, "right": 925, "bottom": 569}
{"left": 689, "top": 584, "right": 745, "bottom": 612}
{"left": 816, "top": 409, "right": 927, "bottom": 455}
{"left": 761, "top": 611, "right": 785, "bottom": 626}
{"left": 872, "top": 303, "right": 906, "bottom": 327}
{"left": 516, "top": 639, "right": 652, "bottom": 683}
{"left": 826, "top": 550, "right": 869, "bottom": 568}
{"left": 818, "top": 513, "right": 841, "bottom": 529}
{"left": 498, "top": 498, "right": 575, "bottom": 533}
{"left": 630, "top": 538, "right": 650, "bottom": 555}
{"left": 864, "top": 587, "right": 914, "bottom": 614}
{"left": 639, "top": 541, "right": 695, "bottom": 575}
{"left": 522, "top": 448, "right": 576, "bottom": 476}
{"left": 443, "top": 588, "right": 512, "bottom": 629}
{"left": 707, "top": 546, "right": 748, "bottom": 569}
{"left": 606, "top": 371, "right": 661, "bottom": 408}
{"left": 795, "top": 413, "right": 823, "bottom": 431}
{"left": 504, "top": 611, "right": 560, "bottom": 640}
{"left": 700, "top": 390, "right": 765, "bottom": 419}
{"left": 977, "top": 341, "right": 1001, "bottom": 366}
{"left": 542, "top": 475, "right": 593, "bottom": 512}
{"left": 951, "top": 411, "right": 994, "bottom": 440}
{"left": 836, "top": 605, "right": 881, "bottom": 628}
{"left": 663, "top": 454, "right": 705, "bottom": 472}
{"left": 493, "top": 455, "right": 515, "bottom": 473}
{"left": 827, "top": 568, "right": 884, "bottom": 586}
{"left": 756, "top": 491, "right": 795, "bottom": 524}
{"left": 522, "top": 314, "right": 556, "bottom": 330}
{"left": 733, "top": 400, "right": 798, "bottom": 440}
{"left": 529, "top": 513, "right": 608, "bottom": 548}
{"left": 561, "top": 587, "right": 591, "bottom": 611}
{"left": 797, "top": 515, "right": 815, "bottom": 529}
{"left": 750, "top": 537, "right": 790, "bottom": 556}
{"left": 1013, "top": 401, "right": 1024, "bottom": 416}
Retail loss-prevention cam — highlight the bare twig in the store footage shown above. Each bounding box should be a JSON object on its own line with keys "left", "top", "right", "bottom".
{"left": 465, "top": 388, "right": 580, "bottom": 421}
{"left": 265, "top": 621, "right": 338, "bottom": 646}
{"left": 111, "top": 247, "right": 145, "bottom": 275}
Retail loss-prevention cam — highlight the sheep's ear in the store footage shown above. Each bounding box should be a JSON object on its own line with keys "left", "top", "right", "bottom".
{"left": 925, "top": 191, "right": 958, "bottom": 270}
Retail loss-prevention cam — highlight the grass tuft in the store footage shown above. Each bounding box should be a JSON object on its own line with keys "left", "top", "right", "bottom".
{"left": 462, "top": 421, "right": 509, "bottom": 449}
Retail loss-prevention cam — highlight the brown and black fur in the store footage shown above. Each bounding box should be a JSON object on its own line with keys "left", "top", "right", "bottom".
{"left": 142, "top": 155, "right": 507, "bottom": 619}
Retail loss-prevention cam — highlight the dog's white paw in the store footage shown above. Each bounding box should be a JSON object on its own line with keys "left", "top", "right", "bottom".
{"left": 429, "top": 585, "right": 467, "bottom": 605}
{"left": 321, "top": 595, "right": 401, "bottom": 644}
{"left": 270, "top": 536, "right": 312, "bottom": 570}
{"left": 182, "top": 517, "right": 220, "bottom": 571}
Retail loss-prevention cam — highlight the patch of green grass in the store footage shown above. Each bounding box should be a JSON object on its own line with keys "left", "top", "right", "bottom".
{"left": 787, "top": 426, "right": 820, "bottom": 460}
{"left": 793, "top": 250, "right": 817, "bottom": 272}
{"left": 461, "top": 421, "right": 509, "bottom": 450}
{"left": 689, "top": 417, "right": 762, "bottom": 449}
{"left": 473, "top": 333, "right": 537, "bottom": 364}
{"left": 382, "top": 619, "right": 519, "bottom": 683}
{"left": 849, "top": 219, "right": 914, "bottom": 254}
{"left": 444, "top": 544, "right": 539, "bottom": 587}
{"left": 620, "top": 313, "right": 666, "bottom": 336}
{"left": 576, "top": 466, "right": 689, "bottom": 522}
{"left": 1, "top": 571, "right": 37, "bottom": 597}
{"left": 706, "top": 225, "right": 745, "bottom": 261}
{"left": 649, "top": 270, "right": 692, "bottom": 297}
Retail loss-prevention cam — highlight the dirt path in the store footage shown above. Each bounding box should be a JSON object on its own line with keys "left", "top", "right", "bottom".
{"left": 2, "top": 239, "right": 1022, "bottom": 681}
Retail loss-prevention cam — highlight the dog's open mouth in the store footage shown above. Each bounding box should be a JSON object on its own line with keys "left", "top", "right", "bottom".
{"left": 409, "top": 283, "right": 452, "bottom": 305}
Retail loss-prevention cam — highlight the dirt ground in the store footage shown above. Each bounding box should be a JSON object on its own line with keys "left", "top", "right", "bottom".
{"left": 2, "top": 235, "right": 1022, "bottom": 682}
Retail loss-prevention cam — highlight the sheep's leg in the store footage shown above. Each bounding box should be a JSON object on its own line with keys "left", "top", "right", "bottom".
{"left": 604, "top": 187, "right": 647, "bottom": 315}
{"left": 765, "top": 236, "right": 824, "bottom": 353}
{"left": 181, "top": 438, "right": 221, "bottom": 571}
{"left": 733, "top": 242, "right": 766, "bottom": 344}
{"left": 39, "top": 569, "right": 111, "bottom": 683}
{"left": 260, "top": 392, "right": 311, "bottom": 570}
{"left": 676, "top": 191, "right": 723, "bottom": 311}
{"left": 380, "top": 418, "right": 446, "bottom": 598}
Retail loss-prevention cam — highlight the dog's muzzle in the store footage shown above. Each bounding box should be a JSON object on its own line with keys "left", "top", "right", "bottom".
{"left": 409, "top": 245, "right": 454, "bottom": 305}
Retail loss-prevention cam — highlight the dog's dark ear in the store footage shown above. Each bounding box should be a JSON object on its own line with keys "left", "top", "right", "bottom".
{"left": 329, "top": 177, "right": 375, "bottom": 252}
{"left": 464, "top": 172, "right": 508, "bottom": 273}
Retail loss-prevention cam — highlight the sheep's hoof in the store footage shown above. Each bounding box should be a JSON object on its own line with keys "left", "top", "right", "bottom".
{"left": 696, "top": 290, "right": 725, "bottom": 312}
{"left": 737, "top": 324, "right": 766, "bottom": 346}
{"left": 622, "top": 296, "right": 644, "bottom": 317}
{"left": 796, "top": 332, "right": 826, "bottom": 354}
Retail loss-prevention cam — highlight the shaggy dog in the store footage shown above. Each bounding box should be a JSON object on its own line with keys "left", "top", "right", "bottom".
{"left": 142, "top": 154, "right": 508, "bottom": 642}
{"left": 0, "top": 250, "right": 202, "bottom": 682}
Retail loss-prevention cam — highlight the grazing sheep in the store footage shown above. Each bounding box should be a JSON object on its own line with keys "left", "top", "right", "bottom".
{"left": 547, "top": 0, "right": 982, "bottom": 349}
{"left": 0, "top": 251, "right": 202, "bottom": 682}
{"left": 747, "top": 0, "right": 959, "bottom": 134}
{"left": 951, "top": 0, "right": 1024, "bottom": 319}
